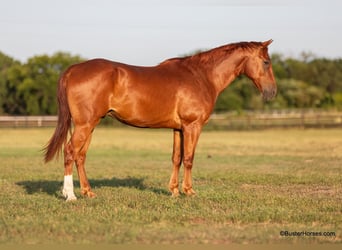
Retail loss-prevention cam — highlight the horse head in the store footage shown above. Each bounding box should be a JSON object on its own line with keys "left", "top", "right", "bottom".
{"left": 242, "top": 39, "right": 277, "bottom": 101}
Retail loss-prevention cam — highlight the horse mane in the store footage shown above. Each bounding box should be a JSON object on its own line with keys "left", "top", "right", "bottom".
{"left": 160, "top": 41, "right": 264, "bottom": 66}
{"left": 194, "top": 41, "right": 264, "bottom": 64}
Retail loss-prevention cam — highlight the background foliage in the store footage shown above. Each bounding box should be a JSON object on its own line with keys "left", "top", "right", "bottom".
{"left": 0, "top": 52, "right": 83, "bottom": 115}
{"left": 1, "top": 50, "right": 342, "bottom": 115}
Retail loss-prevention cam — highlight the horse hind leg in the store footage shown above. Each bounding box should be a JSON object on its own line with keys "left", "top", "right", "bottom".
{"left": 62, "top": 121, "right": 98, "bottom": 201}
{"left": 75, "top": 130, "right": 96, "bottom": 198}
{"left": 63, "top": 141, "right": 77, "bottom": 201}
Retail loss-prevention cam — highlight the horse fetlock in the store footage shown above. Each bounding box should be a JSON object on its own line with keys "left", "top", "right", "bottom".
{"left": 63, "top": 175, "right": 77, "bottom": 201}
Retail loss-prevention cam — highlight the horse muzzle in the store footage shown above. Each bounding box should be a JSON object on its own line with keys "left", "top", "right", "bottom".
{"left": 262, "top": 85, "right": 277, "bottom": 101}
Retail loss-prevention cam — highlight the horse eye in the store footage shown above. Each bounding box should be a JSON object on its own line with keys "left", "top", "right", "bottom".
{"left": 263, "top": 60, "right": 270, "bottom": 66}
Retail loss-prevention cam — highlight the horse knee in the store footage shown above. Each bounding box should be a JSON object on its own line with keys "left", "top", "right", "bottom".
{"left": 172, "top": 154, "right": 182, "bottom": 166}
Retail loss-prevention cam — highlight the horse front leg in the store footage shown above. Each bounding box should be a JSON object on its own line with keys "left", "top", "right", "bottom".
{"left": 169, "top": 129, "right": 183, "bottom": 197}
{"left": 182, "top": 123, "right": 202, "bottom": 196}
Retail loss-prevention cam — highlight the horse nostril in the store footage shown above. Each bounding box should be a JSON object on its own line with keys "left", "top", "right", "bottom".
{"left": 272, "top": 88, "right": 277, "bottom": 97}
{"left": 262, "top": 87, "right": 277, "bottom": 101}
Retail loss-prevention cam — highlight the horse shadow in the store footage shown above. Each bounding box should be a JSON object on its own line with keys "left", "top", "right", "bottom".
{"left": 16, "top": 176, "right": 169, "bottom": 198}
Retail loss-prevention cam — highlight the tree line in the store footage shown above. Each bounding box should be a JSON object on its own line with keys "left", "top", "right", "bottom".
{"left": 1, "top": 51, "right": 342, "bottom": 115}
{"left": 0, "top": 52, "right": 83, "bottom": 115}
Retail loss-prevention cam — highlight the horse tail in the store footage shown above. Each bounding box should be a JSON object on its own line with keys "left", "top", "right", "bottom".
{"left": 44, "top": 72, "right": 71, "bottom": 163}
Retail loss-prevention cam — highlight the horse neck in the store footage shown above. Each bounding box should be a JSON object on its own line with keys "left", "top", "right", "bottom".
{"left": 211, "top": 51, "right": 249, "bottom": 94}
{"left": 190, "top": 49, "right": 248, "bottom": 95}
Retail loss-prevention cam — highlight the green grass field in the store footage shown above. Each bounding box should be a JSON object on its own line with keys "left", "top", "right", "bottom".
{"left": 0, "top": 127, "right": 341, "bottom": 244}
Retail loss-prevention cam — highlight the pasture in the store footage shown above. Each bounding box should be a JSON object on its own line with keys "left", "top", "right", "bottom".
{"left": 0, "top": 127, "right": 341, "bottom": 244}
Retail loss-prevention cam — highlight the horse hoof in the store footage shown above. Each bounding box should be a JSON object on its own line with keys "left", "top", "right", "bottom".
{"left": 62, "top": 188, "right": 77, "bottom": 201}
{"left": 183, "top": 188, "right": 196, "bottom": 196}
{"left": 81, "top": 189, "right": 96, "bottom": 198}
{"left": 169, "top": 186, "right": 180, "bottom": 197}
{"left": 87, "top": 191, "right": 96, "bottom": 198}
{"left": 65, "top": 195, "right": 77, "bottom": 202}
{"left": 171, "top": 190, "right": 180, "bottom": 198}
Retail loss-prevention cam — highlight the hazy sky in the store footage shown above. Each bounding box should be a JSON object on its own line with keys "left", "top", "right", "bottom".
{"left": 1, "top": 0, "right": 341, "bottom": 65}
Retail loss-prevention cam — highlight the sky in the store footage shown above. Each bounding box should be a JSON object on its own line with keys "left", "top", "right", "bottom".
{"left": 1, "top": 0, "right": 342, "bottom": 66}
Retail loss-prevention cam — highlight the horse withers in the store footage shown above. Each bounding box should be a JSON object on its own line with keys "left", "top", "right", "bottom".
{"left": 44, "top": 40, "right": 276, "bottom": 201}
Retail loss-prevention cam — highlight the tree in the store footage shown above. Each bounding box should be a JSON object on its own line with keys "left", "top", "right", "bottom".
{"left": 215, "top": 89, "right": 244, "bottom": 112}
{"left": 276, "top": 79, "right": 325, "bottom": 108}
{"left": 308, "top": 59, "right": 342, "bottom": 93}
{"left": 2, "top": 52, "right": 83, "bottom": 115}
{"left": 0, "top": 52, "right": 21, "bottom": 114}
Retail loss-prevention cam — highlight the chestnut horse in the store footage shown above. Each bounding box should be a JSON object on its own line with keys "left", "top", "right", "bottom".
{"left": 44, "top": 40, "right": 276, "bottom": 201}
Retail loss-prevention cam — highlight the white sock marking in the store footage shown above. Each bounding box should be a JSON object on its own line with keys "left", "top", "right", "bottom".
{"left": 62, "top": 175, "right": 77, "bottom": 201}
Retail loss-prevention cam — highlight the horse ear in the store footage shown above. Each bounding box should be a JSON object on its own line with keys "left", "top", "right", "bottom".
{"left": 262, "top": 39, "right": 273, "bottom": 47}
